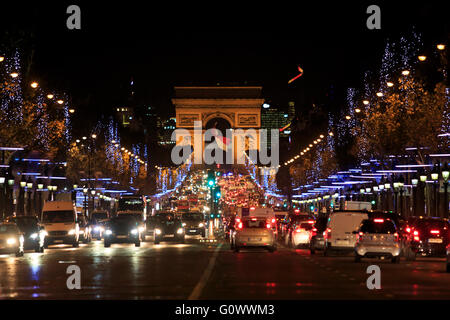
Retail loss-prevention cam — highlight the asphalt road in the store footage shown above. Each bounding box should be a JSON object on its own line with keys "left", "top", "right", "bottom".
{"left": 1, "top": 236, "right": 449, "bottom": 299}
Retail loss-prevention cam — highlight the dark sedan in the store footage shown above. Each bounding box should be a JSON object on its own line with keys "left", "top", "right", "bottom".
{"left": 103, "top": 215, "right": 141, "bottom": 247}
{"left": 153, "top": 213, "right": 185, "bottom": 244}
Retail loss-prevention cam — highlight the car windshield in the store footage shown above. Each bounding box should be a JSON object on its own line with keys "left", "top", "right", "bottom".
{"left": 42, "top": 211, "right": 74, "bottom": 223}
{"left": 109, "top": 216, "right": 137, "bottom": 226}
{"left": 360, "top": 220, "right": 397, "bottom": 234}
{"left": 182, "top": 213, "right": 203, "bottom": 221}
{"left": 92, "top": 212, "right": 108, "bottom": 220}
{"left": 243, "top": 220, "right": 266, "bottom": 228}
{"left": 118, "top": 213, "right": 143, "bottom": 222}
{"left": 415, "top": 219, "right": 449, "bottom": 230}
{"left": 12, "top": 217, "right": 38, "bottom": 228}
{"left": 0, "top": 225, "right": 18, "bottom": 234}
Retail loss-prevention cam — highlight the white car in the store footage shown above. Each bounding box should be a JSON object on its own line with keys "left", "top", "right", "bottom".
{"left": 286, "top": 221, "right": 315, "bottom": 248}
{"left": 354, "top": 218, "right": 401, "bottom": 263}
{"left": 324, "top": 211, "right": 368, "bottom": 256}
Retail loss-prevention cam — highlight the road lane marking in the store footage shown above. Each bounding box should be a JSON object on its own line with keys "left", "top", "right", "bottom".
{"left": 188, "top": 243, "right": 223, "bottom": 300}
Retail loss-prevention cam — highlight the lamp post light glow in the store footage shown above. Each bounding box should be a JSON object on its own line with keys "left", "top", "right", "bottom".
{"left": 10, "top": 72, "right": 19, "bottom": 78}
{"left": 437, "top": 44, "right": 445, "bottom": 50}
{"left": 69, "top": 109, "right": 75, "bottom": 114}
{"left": 402, "top": 70, "right": 410, "bottom": 76}
{"left": 386, "top": 82, "right": 394, "bottom": 87}
{"left": 412, "top": 178, "right": 419, "bottom": 186}
{"left": 56, "top": 100, "right": 64, "bottom": 105}
{"left": 30, "top": 82, "right": 39, "bottom": 88}
{"left": 47, "top": 94, "right": 54, "bottom": 99}
{"left": 363, "top": 100, "right": 369, "bottom": 105}
{"left": 431, "top": 172, "right": 439, "bottom": 181}
{"left": 37, "top": 184, "right": 44, "bottom": 190}
{"left": 355, "top": 108, "right": 361, "bottom": 113}
{"left": 420, "top": 174, "right": 427, "bottom": 182}
{"left": 418, "top": 55, "right": 427, "bottom": 61}
{"left": 20, "top": 181, "right": 26, "bottom": 188}
{"left": 0, "top": 56, "right": 4, "bottom": 62}
{"left": 345, "top": 115, "right": 351, "bottom": 120}
{"left": 376, "top": 92, "right": 383, "bottom": 97}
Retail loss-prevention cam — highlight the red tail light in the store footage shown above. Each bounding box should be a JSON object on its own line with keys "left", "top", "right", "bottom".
{"left": 237, "top": 222, "right": 243, "bottom": 229}
{"left": 430, "top": 230, "right": 440, "bottom": 234}
{"left": 266, "top": 223, "right": 271, "bottom": 229}
{"left": 312, "top": 228, "right": 317, "bottom": 236}
{"left": 405, "top": 227, "right": 411, "bottom": 233}
{"left": 271, "top": 218, "right": 276, "bottom": 223}
{"left": 294, "top": 209, "right": 300, "bottom": 213}
{"left": 307, "top": 220, "right": 315, "bottom": 224}
{"left": 324, "top": 228, "right": 331, "bottom": 239}
{"left": 373, "top": 218, "right": 384, "bottom": 223}
{"left": 413, "top": 230, "right": 420, "bottom": 241}
{"left": 394, "top": 232, "right": 399, "bottom": 242}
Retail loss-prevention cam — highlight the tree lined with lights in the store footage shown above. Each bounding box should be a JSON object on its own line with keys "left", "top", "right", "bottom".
{"left": 0, "top": 51, "right": 68, "bottom": 158}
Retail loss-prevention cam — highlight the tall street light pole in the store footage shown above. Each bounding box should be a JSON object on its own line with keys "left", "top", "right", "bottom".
{"left": 442, "top": 163, "right": 449, "bottom": 218}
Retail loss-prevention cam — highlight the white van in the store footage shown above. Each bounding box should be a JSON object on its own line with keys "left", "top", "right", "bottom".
{"left": 41, "top": 201, "right": 79, "bottom": 247}
{"left": 324, "top": 211, "right": 368, "bottom": 255}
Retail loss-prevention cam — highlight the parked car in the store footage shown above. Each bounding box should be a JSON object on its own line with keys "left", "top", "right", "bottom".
{"left": 0, "top": 223, "right": 24, "bottom": 256}
{"left": 354, "top": 218, "right": 401, "bottom": 263}
{"left": 402, "top": 216, "right": 450, "bottom": 260}
{"left": 324, "top": 210, "right": 369, "bottom": 256}
{"left": 5, "top": 216, "right": 45, "bottom": 252}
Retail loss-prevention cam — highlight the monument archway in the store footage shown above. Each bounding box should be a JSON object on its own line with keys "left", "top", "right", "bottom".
{"left": 172, "top": 86, "right": 264, "bottom": 166}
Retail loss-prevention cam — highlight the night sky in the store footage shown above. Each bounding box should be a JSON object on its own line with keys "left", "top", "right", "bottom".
{"left": 1, "top": 1, "right": 449, "bottom": 131}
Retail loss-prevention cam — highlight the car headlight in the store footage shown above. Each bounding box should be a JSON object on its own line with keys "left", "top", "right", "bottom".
{"left": 177, "top": 228, "right": 184, "bottom": 234}
{"left": 105, "top": 230, "right": 112, "bottom": 235}
{"left": 198, "top": 223, "right": 204, "bottom": 228}
{"left": 155, "top": 228, "right": 162, "bottom": 235}
{"left": 68, "top": 229, "right": 76, "bottom": 235}
{"left": 131, "top": 229, "right": 138, "bottom": 235}
{"left": 138, "top": 227, "right": 144, "bottom": 232}
{"left": 79, "top": 230, "right": 84, "bottom": 234}
{"left": 182, "top": 223, "right": 186, "bottom": 227}
{"left": 7, "top": 238, "right": 16, "bottom": 245}
{"left": 41, "top": 230, "right": 48, "bottom": 236}
{"left": 30, "top": 233, "right": 38, "bottom": 239}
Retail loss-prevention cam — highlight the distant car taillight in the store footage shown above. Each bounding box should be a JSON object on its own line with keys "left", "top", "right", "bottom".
{"left": 271, "top": 218, "right": 276, "bottom": 224}
{"left": 394, "top": 232, "right": 399, "bottom": 242}
{"left": 413, "top": 230, "right": 420, "bottom": 241}
{"left": 430, "top": 230, "right": 440, "bottom": 235}
{"left": 266, "top": 223, "right": 272, "bottom": 229}
{"left": 405, "top": 227, "right": 411, "bottom": 233}
{"left": 312, "top": 227, "right": 317, "bottom": 236}
{"left": 324, "top": 228, "right": 331, "bottom": 239}
{"left": 237, "top": 222, "right": 243, "bottom": 229}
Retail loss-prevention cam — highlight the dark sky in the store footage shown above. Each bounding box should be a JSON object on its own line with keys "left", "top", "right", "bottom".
{"left": 1, "top": 1, "right": 449, "bottom": 131}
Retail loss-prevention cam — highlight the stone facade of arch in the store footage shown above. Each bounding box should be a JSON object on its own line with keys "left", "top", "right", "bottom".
{"left": 172, "top": 86, "right": 264, "bottom": 165}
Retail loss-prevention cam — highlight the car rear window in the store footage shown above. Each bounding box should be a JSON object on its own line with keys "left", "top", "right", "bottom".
{"left": 243, "top": 220, "right": 266, "bottom": 228}
{"left": 415, "top": 219, "right": 449, "bottom": 230}
{"left": 360, "top": 220, "right": 396, "bottom": 234}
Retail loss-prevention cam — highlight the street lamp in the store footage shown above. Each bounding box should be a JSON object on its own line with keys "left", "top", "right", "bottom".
{"left": 437, "top": 44, "right": 445, "bottom": 50}
{"left": 431, "top": 164, "right": 440, "bottom": 217}
{"left": 442, "top": 163, "right": 449, "bottom": 218}
{"left": 30, "top": 82, "right": 38, "bottom": 88}
{"left": 418, "top": 55, "right": 427, "bottom": 61}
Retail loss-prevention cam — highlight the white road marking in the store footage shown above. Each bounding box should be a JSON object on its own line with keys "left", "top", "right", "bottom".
{"left": 188, "top": 243, "right": 223, "bottom": 300}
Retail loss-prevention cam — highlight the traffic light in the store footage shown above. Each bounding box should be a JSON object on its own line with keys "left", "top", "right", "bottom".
{"left": 207, "top": 170, "right": 215, "bottom": 187}
{"left": 213, "top": 186, "right": 221, "bottom": 201}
